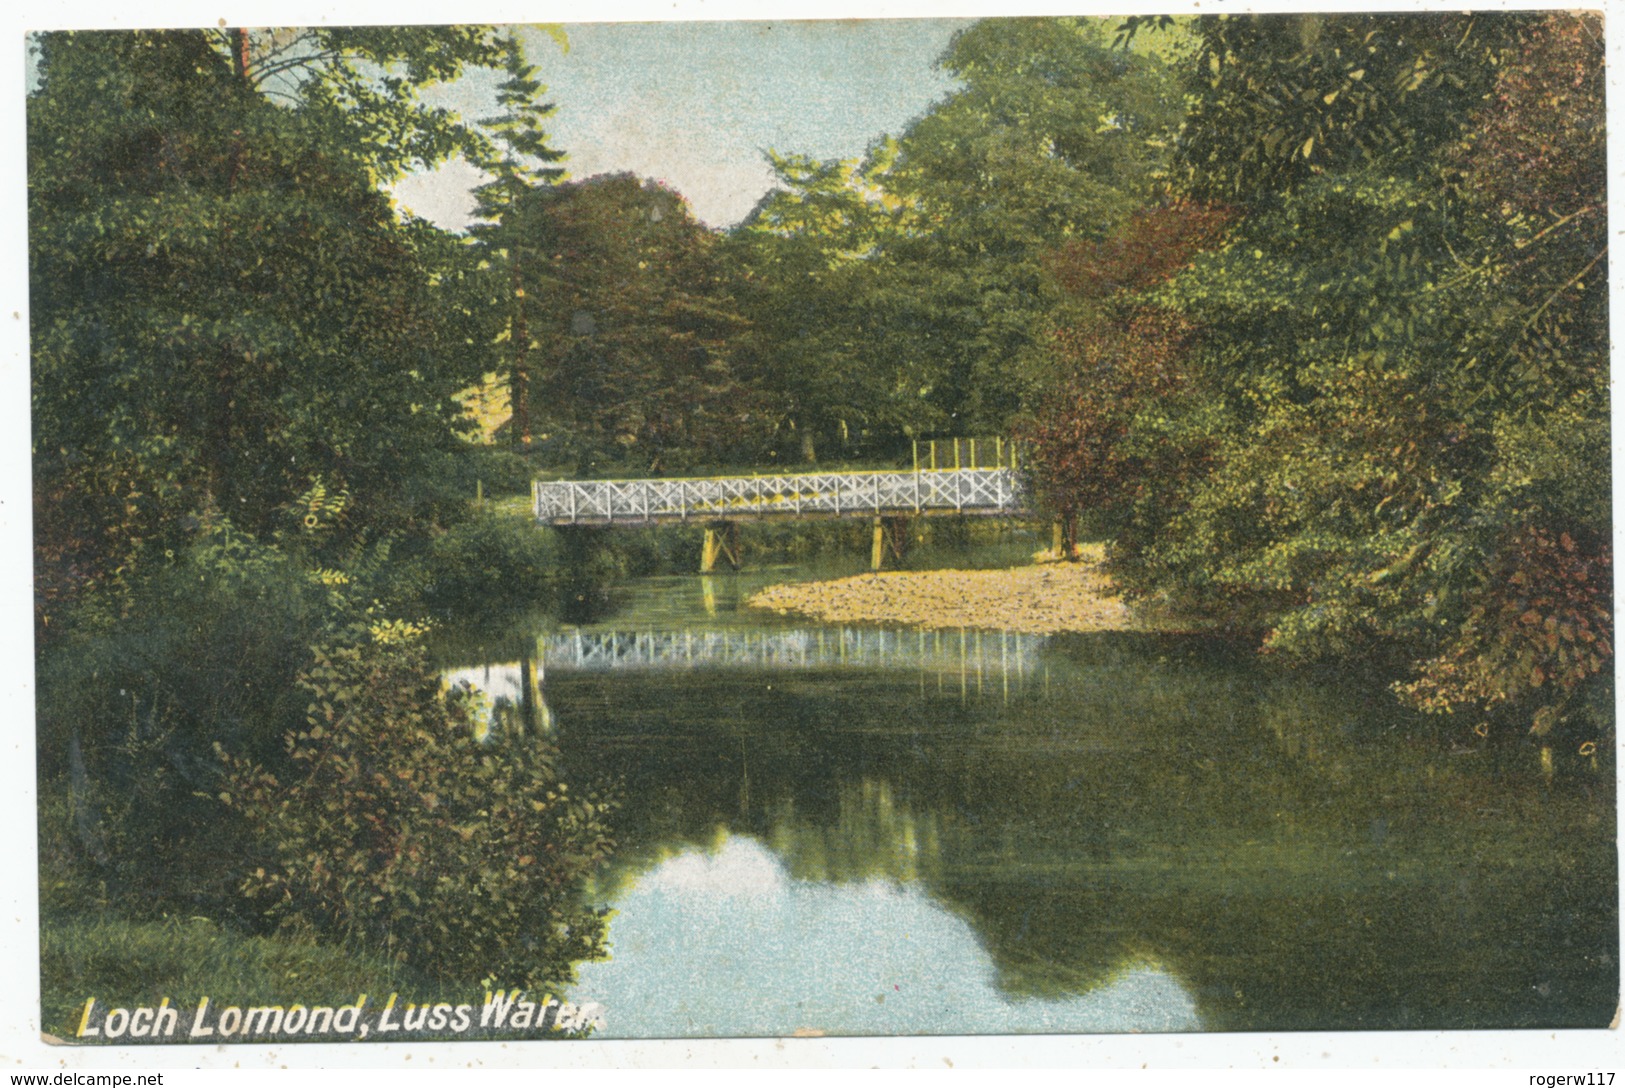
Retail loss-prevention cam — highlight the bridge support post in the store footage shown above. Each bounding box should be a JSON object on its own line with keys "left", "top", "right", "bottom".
{"left": 1052, "top": 512, "right": 1078, "bottom": 560}
{"left": 871, "top": 515, "right": 911, "bottom": 571}
{"left": 701, "top": 521, "right": 741, "bottom": 573}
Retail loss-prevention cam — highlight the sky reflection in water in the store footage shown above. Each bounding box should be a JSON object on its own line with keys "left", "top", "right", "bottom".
{"left": 571, "top": 834, "right": 1201, "bottom": 1038}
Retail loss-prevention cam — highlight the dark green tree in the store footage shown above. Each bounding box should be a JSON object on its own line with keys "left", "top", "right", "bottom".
{"left": 727, "top": 150, "right": 916, "bottom": 463}
{"left": 876, "top": 17, "right": 1183, "bottom": 434}
{"left": 469, "top": 33, "right": 569, "bottom": 448}
{"left": 514, "top": 173, "right": 756, "bottom": 475}
{"left": 31, "top": 30, "right": 621, "bottom": 989}
{"left": 212, "top": 25, "right": 517, "bottom": 182}
{"left": 30, "top": 30, "right": 494, "bottom": 628}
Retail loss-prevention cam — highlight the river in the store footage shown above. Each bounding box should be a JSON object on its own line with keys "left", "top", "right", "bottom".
{"left": 439, "top": 556, "right": 1617, "bottom": 1038}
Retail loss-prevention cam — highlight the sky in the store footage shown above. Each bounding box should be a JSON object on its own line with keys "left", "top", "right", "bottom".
{"left": 391, "top": 19, "right": 972, "bottom": 230}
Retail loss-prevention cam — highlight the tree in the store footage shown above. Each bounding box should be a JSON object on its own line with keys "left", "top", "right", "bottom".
{"left": 875, "top": 17, "right": 1183, "bottom": 434}
{"left": 1162, "top": 12, "right": 1523, "bottom": 205}
{"left": 208, "top": 25, "right": 518, "bottom": 182}
{"left": 31, "top": 28, "right": 623, "bottom": 994}
{"left": 718, "top": 17, "right": 1184, "bottom": 460}
{"left": 30, "top": 30, "right": 493, "bottom": 627}
{"left": 514, "top": 173, "right": 756, "bottom": 475}
{"left": 1025, "top": 202, "right": 1229, "bottom": 557}
{"left": 727, "top": 150, "right": 917, "bottom": 463}
{"left": 469, "top": 34, "right": 569, "bottom": 448}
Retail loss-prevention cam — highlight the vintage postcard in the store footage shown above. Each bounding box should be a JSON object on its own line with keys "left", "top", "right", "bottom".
{"left": 13, "top": 0, "right": 1619, "bottom": 1070}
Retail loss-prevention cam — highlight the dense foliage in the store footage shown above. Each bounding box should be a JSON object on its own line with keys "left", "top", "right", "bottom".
{"left": 727, "top": 17, "right": 1182, "bottom": 462}
{"left": 30, "top": 31, "right": 492, "bottom": 632}
{"left": 498, "top": 174, "right": 755, "bottom": 475}
{"left": 31, "top": 27, "right": 617, "bottom": 995}
{"left": 223, "top": 629, "right": 616, "bottom": 991}
{"left": 1026, "top": 12, "right": 1610, "bottom": 746}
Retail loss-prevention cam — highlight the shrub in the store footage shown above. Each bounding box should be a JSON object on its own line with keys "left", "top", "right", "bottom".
{"left": 409, "top": 510, "right": 565, "bottom": 620}
{"left": 222, "top": 627, "right": 616, "bottom": 991}
{"left": 36, "top": 521, "right": 333, "bottom": 916}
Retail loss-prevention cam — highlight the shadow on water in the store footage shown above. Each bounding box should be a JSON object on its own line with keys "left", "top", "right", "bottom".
{"left": 438, "top": 560, "right": 1617, "bottom": 1037}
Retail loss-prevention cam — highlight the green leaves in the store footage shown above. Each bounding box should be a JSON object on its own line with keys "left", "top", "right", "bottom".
{"left": 222, "top": 629, "right": 616, "bottom": 990}
{"left": 489, "top": 173, "right": 755, "bottom": 474}
{"left": 1028, "top": 12, "right": 1609, "bottom": 747}
{"left": 1173, "top": 13, "right": 1528, "bottom": 203}
{"left": 31, "top": 29, "right": 493, "bottom": 607}
{"left": 809, "top": 18, "right": 1184, "bottom": 443}
{"left": 228, "top": 25, "right": 514, "bottom": 182}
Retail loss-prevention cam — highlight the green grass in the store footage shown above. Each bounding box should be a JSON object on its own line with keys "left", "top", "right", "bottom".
{"left": 40, "top": 912, "right": 428, "bottom": 1041}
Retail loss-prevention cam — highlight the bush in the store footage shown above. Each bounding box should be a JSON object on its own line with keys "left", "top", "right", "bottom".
{"left": 222, "top": 627, "right": 617, "bottom": 991}
{"left": 444, "top": 445, "right": 541, "bottom": 499}
{"left": 36, "top": 521, "right": 334, "bottom": 916}
{"left": 408, "top": 510, "right": 565, "bottom": 620}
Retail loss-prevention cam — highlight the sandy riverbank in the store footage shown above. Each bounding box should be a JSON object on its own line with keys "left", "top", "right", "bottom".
{"left": 746, "top": 544, "right": 1167, "bottom": 635}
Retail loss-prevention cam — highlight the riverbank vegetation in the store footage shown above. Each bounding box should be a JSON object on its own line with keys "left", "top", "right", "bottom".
{"left": 1022, "top": 13, "right": 1609, "bottom": 754}
{"left": 29, "top": 11, "right": 1608, "bottom": 1036}
{"left": 29, "top": 28, "right": 619, "bottom": 1026}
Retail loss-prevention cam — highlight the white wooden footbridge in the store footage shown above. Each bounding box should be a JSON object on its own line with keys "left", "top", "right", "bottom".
{"left": 533, "top": 439, "right": 1031, "bottom": 570}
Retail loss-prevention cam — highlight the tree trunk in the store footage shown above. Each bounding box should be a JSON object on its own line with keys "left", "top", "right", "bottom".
{"left": 225, "top": 29, "right": 251, "bottom": 191}
{"left": 232, "top": 27, "right": 251, "bottom": 82}
{"left": 799, "top": 425, "right": 816, "bottom": 465}
{"left": 510, "top": 259, "right": 531, "bottom": 448}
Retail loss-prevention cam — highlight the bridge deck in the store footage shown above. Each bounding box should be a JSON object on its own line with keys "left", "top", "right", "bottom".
{"left": 534, "top": 467, "right": 1027, "bottom": 525}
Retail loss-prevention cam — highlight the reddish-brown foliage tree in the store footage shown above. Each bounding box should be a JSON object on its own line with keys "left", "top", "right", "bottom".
{"left": 1461, "top": 11, "right": 1604, "bottom": 223}
{"left": 1398, "top": 526, "right": 1612, "bottom": 733}
{"left": 1026, "top": 309, "right": 1201, "bottom": 531}
{"left": 1024, "top": 202, "right": 1229, "bottom": 553}
{"left": 1044, "top": 202, "right": 1231, "bottom": 301}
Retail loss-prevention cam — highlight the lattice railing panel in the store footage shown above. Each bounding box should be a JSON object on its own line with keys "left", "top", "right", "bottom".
{"left": 535, "top": 468, "right": 1027, "bottom": 524}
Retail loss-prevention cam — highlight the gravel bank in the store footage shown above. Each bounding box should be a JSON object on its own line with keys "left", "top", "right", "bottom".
{"left": 746, "top": 545, "right": 1162, "bottom": 635}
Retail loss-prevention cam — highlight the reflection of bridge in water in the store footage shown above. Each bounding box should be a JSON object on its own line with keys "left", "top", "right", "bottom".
{"left": 544, "top": 627, "right": 1045, "bottom": 675}
{"left": 446, "top": 626, "right": 1049, "bottom": 735}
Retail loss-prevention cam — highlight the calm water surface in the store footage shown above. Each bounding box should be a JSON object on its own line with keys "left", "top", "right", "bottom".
{"left": 444, "top": 563, "right": 1617, "bottom": 1038}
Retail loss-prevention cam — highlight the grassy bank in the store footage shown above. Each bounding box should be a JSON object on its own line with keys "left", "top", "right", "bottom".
{"left": 40, "top": 912, "right": 424, "bottom": 1041}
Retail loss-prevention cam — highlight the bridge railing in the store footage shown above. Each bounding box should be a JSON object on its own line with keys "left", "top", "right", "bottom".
{"left": 534, "top": 466, "right": 1027, "bottom": 525}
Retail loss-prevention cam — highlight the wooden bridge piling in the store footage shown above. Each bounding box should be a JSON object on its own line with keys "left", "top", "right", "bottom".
{"left": 700, "top": 521, "right": 741, "bottom": 573}
{"left": 870, "top": 515, "right": 911, "bottom": 571}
